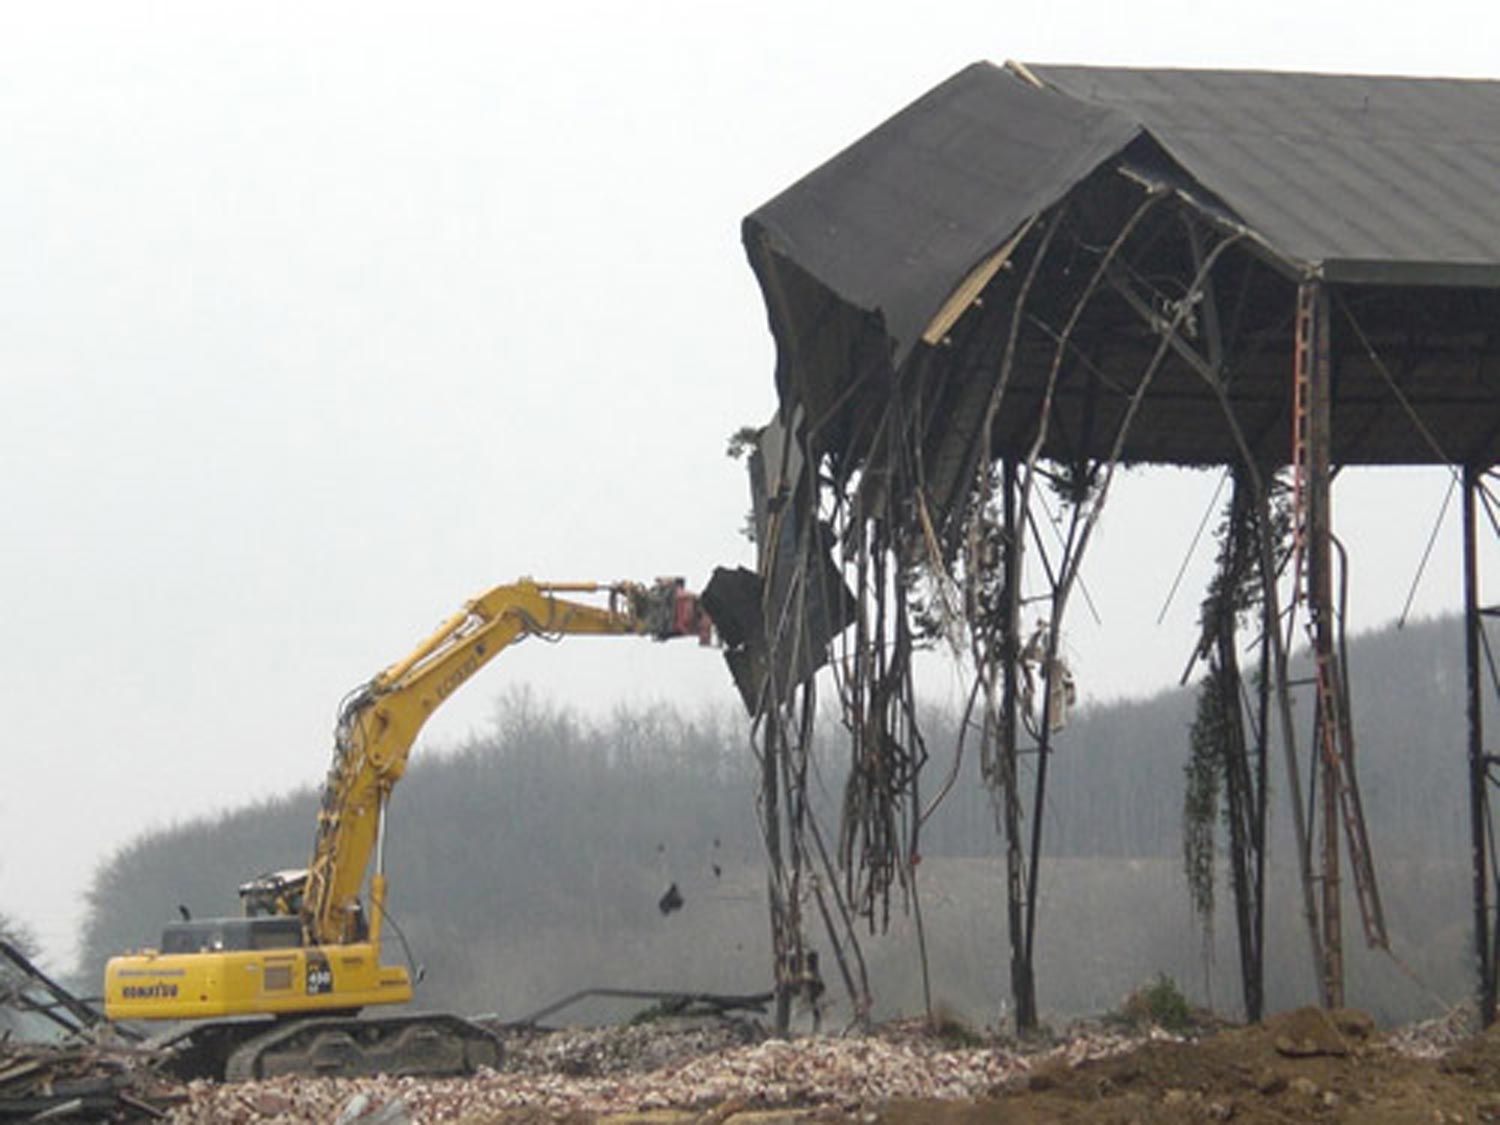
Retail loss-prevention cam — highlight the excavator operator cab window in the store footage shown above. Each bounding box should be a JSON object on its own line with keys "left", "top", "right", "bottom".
{"left": 247, "top": 918, "right": 304, "bottom": 950}
{"left": 161, "top": 922, "right": 225, "bottom": 953}
{"left": 160, "top": 917, "right": 304, "bottom": 954}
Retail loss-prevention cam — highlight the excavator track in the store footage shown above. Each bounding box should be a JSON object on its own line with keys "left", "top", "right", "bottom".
{"left": 226, "top": 1012, "right": 502, "bottom": 1081}
{"left": 164, "top": 1013, "right": 502, "bottom": 1081}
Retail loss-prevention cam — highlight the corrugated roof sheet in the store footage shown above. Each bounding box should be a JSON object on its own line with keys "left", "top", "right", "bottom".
{"left": 1031, "top": 65, "right": 1500, "bottom": 285}
{"left": 745, "top": 63, "right": 1141, "bottom": 373}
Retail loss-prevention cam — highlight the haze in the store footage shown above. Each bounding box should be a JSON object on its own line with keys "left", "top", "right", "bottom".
{"left": 2, "top": 1, "right": 1493, "bottom": 970}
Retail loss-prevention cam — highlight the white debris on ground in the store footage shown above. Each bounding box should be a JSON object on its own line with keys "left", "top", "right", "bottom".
{"left": 166, "top": 1022, "right": 1167, "bottom": 1123}
{"left": 1384, "top": 1001, "right": 1479, "bottom": 1060}
{"left": 499, "top": 1016, "right": 763, "bottom": 1076}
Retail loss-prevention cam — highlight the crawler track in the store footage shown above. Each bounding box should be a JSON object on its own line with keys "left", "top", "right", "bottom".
{"left": 163, "top": 1012, "right": 502, "bottom": 1082}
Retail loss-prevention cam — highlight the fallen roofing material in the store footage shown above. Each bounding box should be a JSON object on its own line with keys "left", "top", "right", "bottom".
{"left": 0, "top": 938, "right": 113, "bottom": 1041}
{"left": 0, "top": 940, "right": 173, "bottom": 1119}
{"left": 0, "top": 1040, "right": 177, "bottom": 1121}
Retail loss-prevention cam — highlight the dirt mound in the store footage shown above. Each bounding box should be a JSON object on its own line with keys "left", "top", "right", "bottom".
{"left": 915, "top": 1006, "right": 1500, "bottom": 1124}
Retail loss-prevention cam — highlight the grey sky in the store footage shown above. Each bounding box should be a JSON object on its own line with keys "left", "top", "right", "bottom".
{"left": 2, "top": 2, "right": 1494, "bottom": 971}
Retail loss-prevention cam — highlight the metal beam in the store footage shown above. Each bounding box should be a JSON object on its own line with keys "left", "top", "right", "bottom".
{"left": 1000, "top": 458, "right": 1034, "bottom": 1030}
{"left": 1465, "top": 464, "right": 1497, "bottom": 1026}
{"left": 1301, "top": 279, "right": 1345, "bottom": 1008}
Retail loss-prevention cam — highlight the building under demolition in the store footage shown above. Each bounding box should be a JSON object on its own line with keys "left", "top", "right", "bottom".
{"left": 718, "top": 61, "right": 1500, "bottom": 1031}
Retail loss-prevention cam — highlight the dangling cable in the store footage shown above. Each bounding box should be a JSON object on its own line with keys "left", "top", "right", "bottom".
{"left": 1399, "top": 472, "right": 1458, "bottom": 628}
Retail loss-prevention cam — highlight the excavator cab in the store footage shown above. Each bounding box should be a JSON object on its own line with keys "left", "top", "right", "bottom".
{"left": 238, "top": 869, "right": 309, "bottom": 918}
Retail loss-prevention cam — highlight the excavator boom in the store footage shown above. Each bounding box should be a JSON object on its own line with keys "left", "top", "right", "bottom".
{"left": 304, "top": 578, "right": 709, "bottom": 947}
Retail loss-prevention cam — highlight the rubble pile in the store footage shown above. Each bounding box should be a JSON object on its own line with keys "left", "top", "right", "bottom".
{"left": 0, "top": 1038, "right": 178, "bottom": 1120}
{"left": 494, "top": 1016, "right": 763, "bottom": 1076}
{"left": 2, "top": 937, "right": 177, "bottom": 1120}
{"left": 5, "top": 1006, "right": 1484, "bottom": 1123}
{"left": 168, "top": 1021, "right": 1163, "bottom": 1121}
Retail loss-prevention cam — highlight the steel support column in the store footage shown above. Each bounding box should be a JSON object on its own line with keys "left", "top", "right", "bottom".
{"left": 1300, "top": 280, "right": 1345, "bottom": 1008}
{"left": 1295, "top": 279, "right": 1388, "bottom": 1010}
{"left": 1220, "top": 468, "right": 1266, "bottom": 1022}
{"left": 1000, "top": 458, "right": 1036, "bottom": 1029}
{"left": 1464, "top": 465, "right": 1497, "bottom": 1026}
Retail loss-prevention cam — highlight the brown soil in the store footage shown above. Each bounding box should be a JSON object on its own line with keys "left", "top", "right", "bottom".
{"left": 871, "top": 1008, "right": 1500, "bottom": 1125}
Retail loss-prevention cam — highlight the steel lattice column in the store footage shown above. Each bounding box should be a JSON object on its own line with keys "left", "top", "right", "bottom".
{"left": 1464, "top": 465, "right": 1498, "bottom": 1027}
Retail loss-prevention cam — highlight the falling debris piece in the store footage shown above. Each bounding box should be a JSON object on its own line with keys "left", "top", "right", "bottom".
{"left": 658, "top": 883, "right": 684, "bottom": 915}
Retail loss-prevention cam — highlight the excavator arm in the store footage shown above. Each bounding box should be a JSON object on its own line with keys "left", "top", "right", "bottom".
{"left": 302, "top": 578, "right": 710, "bottom": 946}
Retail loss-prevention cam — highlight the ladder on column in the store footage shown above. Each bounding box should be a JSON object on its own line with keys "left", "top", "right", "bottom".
{"left": 1290, "top": 284, "right": 1314, "bottom": 608}
{"left": 1290, "top": 281, "right": 1388, "bottom": 952}
{"left": 1309, "top": 630, "right": 1388, "bottom": 947}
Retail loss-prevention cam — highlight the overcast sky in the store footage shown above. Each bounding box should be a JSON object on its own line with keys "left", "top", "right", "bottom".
{"left": 3, "top": 1, "right": 1496, "bottom": 971}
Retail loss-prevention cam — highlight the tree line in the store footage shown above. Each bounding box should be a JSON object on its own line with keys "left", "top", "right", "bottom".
{"left": 70, "top": 614, "right": 1476, "bottom": 1024}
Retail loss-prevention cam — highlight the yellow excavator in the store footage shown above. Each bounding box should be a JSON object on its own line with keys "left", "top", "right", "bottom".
{"left": 104, "top": 578, "right": 712, "bottom": 1079}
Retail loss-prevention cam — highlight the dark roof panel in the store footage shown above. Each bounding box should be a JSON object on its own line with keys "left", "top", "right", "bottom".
{"left": 1032, "top": 66, "right": 1500, "bottom": 284}
{"left": 744, "top": 62, "right": 1500, "bottom": 471}
{"left": 745, "top": 62, "right": 1141, "bottom": 372}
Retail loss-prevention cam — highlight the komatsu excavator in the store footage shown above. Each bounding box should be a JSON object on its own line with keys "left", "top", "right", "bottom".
{"left": 104, "top": 578, "right": 712, "bottom": 1079}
